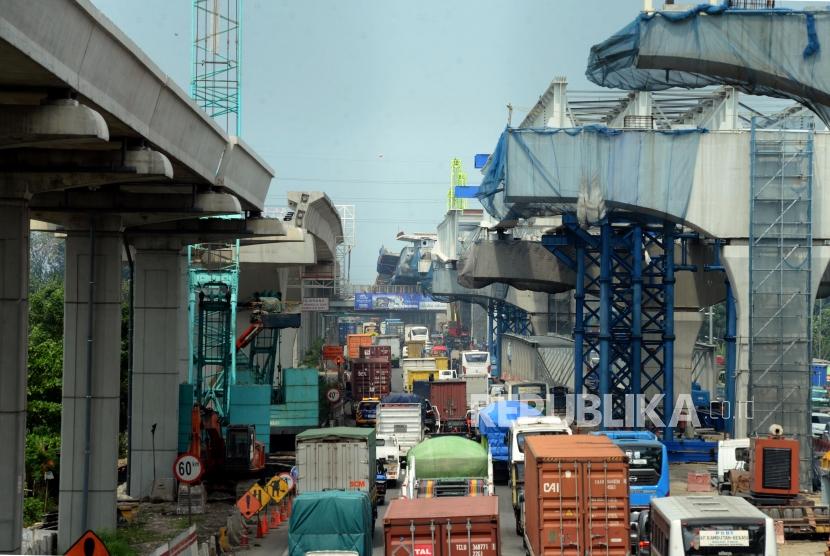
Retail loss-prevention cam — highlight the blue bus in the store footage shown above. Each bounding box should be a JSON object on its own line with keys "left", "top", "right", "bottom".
{"left": 592, "top": 431, "right": 669, "bottom": 508}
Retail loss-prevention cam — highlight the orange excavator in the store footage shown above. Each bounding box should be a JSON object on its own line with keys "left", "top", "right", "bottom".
{"left": 188, "top": 403, "right": 266, "bottom": 477}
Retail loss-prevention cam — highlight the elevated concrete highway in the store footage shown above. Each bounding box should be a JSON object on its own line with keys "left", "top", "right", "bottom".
{"left": 0, "top": 1, "right": 276, "bottom": 551}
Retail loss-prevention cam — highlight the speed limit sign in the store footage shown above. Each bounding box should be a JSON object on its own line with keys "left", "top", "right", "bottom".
{"left": 326, "top": 388, "right": 341, "bottom": 403}
{"left": 173, "top": 454, "right": 203, "bottom": 484}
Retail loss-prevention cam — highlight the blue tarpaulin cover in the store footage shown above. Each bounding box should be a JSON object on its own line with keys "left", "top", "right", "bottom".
{"left": 476, "top": 126, "right": 704, "bottom": 226}
{"left": 477, "top": 400, "right": 541, "bottom": 461}
{"left": 586, "top": 3, "right": 830, "bottom": 125}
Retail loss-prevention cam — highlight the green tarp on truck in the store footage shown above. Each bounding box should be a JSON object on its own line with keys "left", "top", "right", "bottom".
{"left": 288, "top": 491, "right": 373, "bottom": 556}
{"left": 407, "top": 435, "right": 488, "bottom": 478}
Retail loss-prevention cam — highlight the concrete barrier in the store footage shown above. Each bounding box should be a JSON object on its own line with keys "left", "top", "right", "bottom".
{"left": 22, "top": 528, "right": 57, "bottom": 555}
{"left": 149, "top": 525, "right": 199, "bottom": 556}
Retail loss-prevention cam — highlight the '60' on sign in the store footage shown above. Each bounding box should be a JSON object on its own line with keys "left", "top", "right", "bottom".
{"left": 173, "top": 454, "right": 203, "bottom": 484}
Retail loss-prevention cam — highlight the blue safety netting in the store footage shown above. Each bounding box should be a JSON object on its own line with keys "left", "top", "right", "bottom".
{"left": 586, "top": 3, "right": 830, "bottom": 126}
{"left": 477, "top": 401, "right": 541, "bottom": 461}
{"left": 476, "top": 126, "right": 704, "bottom": 225}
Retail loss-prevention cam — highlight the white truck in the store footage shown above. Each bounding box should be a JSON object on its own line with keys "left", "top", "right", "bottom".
{"left": 374, "top": 403, "right": 424, "bottom": 485}
{"left": 712, "top": 437, "right": 750, "bottom": 493}
{"left": 507, "top": 416, "right": 572, "bottom": 535}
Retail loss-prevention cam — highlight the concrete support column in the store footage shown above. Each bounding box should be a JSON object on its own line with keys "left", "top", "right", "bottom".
{"left": 722, "top": 244, "right": 750, "bottom": 438}
{"left": 129, "top": 245, "right": 185, "bottom": 499}
{"left": 58, "top": 219, "right": 122, "bottom": 551}
{"left": 673, "top": 309, "right": 705, "bottom": 406}
{"left": 0, "top": 200, "right": 29, "bottom": 554}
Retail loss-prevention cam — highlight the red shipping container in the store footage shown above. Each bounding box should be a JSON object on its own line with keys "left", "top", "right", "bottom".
{"left": 384, "top": 497, "right": 500, "bottom": 556}
{"left": 359, "top": 344, "right": 392, "bottom": 360}
{"left": 351, "top": 359, "right": 391, "bottom": 402}
{"left": 322, "top": 344, "right": 343, "bottom": 362}
{"left": 524, "top": 435, "right": 629, "bottom": 556}
{"left": 428, "top": 380, "right": 467, "bottom": 425}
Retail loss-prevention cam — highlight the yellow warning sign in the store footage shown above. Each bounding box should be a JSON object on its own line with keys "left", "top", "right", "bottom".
{"left": 265, "top": 476, "right": 289, "bottom": 502}
{"left": 247, "top": 483, "right": 272, "bottom": 509}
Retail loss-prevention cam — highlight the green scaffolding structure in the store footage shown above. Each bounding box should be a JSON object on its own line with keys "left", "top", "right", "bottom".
{"left": 188, "top": 242, "right": 240, "bottom": 420}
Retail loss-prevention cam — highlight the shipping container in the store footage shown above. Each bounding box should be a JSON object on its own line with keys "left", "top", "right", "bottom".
{"left": 351, "top": 358, "right": 392, "bottom": 402}
{"left": 428, "top": 380, "right": 467, "bottom": 428}
{"left": 347, "top": 334, "right": 374, "bottom": 360}
{"left": 374, "top": 335, "right": 402, "bottom": 364}
{"left": 383, "top": 497, "right": 500, "bottom": 556}
{"left": 464, "top": 375, "right": 489, "bottom": 408}
{"left": 359, "top": 344, "right": 392, "bottom": 360}
{"left": 435, "top": 356, "right": 449, "bottom": 370}
{"left": 812, "top": 361, "right": 829, "bottom": 387}
{"left": 296, "top": 427, "right": 378, "bottom": 507}
{"left": 523, "top": 435, "right": 629, "bottom": 556}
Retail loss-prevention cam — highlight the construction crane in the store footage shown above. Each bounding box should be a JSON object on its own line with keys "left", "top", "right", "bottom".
{"left": 448, "top": 158, "right": 468, "bottom": 211}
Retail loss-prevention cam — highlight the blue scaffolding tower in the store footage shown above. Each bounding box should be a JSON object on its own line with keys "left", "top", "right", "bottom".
{"left": 543, "top": 213, "right": 691, "bottom": 439}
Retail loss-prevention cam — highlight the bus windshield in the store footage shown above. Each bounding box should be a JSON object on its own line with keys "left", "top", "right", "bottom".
{"left": 624, "top": 444, "right": 663, "bottom": 486}
{"left": 682, "top": 523, "right": 765, "bottom": 556}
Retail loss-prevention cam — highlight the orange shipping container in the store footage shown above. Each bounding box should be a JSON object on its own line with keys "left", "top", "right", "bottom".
{"left": 347, "top": 333, "right": 373, "bottom": 360}
{"left": 523, "top": 435, "right": 629, "bottom": 556}
{"left": 384, "top": 496, "right": 500, "bottom": 556}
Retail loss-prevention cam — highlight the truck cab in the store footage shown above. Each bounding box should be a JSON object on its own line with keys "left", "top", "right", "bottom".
{"left": 355, "top": 398, "right": 380, "bottom": 427}
{"left": 507, "top": 416, "right": 572, "bottom": 535}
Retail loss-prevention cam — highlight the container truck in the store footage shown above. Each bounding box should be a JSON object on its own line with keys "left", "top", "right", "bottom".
{"left": 289, "top": 490, "right": 374, "bottom": 556}
{"left": 522, "top": 435, "right": 629, "bottom": 556}
{"left": 428, "top": 380, "right": 467, "bottom": 432}
{"left": 507, "top": 416, "right": 573, "bottom": 535}
{"left": 375, "top": 402, "right": 424, "bottom": 482}
{"left": 372, "top": 335, "right": 401, "bottom": 365}
{"left": 295, "top": 427, "right": 379, "bottom": 516}
{"left": 384, "top": 497, "right": 501, "bottom": 556}
{"left": 351, "top": 358, "right": 391, "bottom": 405}
{"left": 402, "top": 435, "right": 494, "bottom": 498}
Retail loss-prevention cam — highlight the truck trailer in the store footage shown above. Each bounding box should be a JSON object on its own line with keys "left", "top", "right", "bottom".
{"left": 522, "top": 435, "right": 629, "bottom": 556}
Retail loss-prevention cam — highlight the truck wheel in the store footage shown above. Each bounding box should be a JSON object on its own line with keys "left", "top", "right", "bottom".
{"left": 379, "top": 497, "right": 385, "bottom": 506}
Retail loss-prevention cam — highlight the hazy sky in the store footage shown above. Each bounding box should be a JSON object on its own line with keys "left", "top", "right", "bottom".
{"left": 91, "top": 0, "right": 645, "bottom": 282}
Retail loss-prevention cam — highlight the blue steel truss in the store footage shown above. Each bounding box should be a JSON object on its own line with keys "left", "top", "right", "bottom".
{"left": 487, "top": 299, "right": 533, "bottom": 379}
{"left": 542, "top": 213, "right": 688, "bottom": 439}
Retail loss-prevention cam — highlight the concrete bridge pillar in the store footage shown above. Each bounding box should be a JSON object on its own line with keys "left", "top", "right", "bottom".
{"left": 722, "top": 243, "right": 750, "bottom": 438}
{"left": 0, "top": 199, "right": 29, "bottom": 554}
{"left": 58, "top": 218, "right": 122, "bottom": 551}
{"left": 129, "top": 243, "right": 187, "bottom": 499}
{"left": 673, "top": 309, "right": 705, "bottom": 406}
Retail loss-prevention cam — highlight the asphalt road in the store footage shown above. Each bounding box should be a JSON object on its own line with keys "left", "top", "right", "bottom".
{"left": 247, "top": 485, "right": 525, "bottom": 555}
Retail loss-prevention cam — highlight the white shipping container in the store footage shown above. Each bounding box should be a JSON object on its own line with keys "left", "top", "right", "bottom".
{"left": 296, "top": 437, "right": 375, "bottom": 495}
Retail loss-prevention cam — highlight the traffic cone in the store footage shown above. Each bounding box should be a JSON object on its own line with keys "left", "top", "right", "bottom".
{"left": 280, "top": 500, "right": 288, "bottom": 521}
{"left": 270, "top": 505, "right": 281, "bottom": 527}
{"left": 255, "top": 516, "right": 266, "bottom": 539}
{"left": 262, "top": 511, "right": 269, "bottom": 534}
